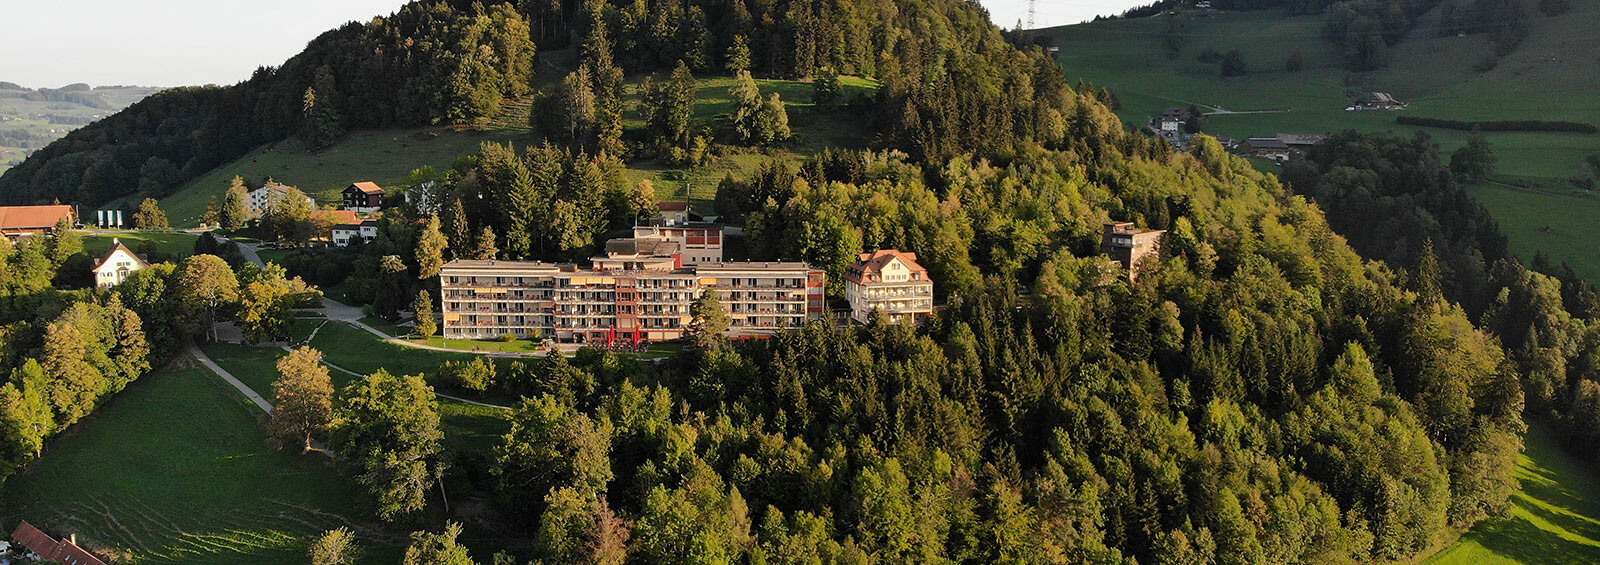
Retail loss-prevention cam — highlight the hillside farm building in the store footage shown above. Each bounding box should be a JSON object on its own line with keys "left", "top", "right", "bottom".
{"left": 0, "top": 204, "right": 75, "bottom": 241}
{"left": 1241, "top": 137, "right": 1291, "bottom": 161}
{"left": 342, "top": 182, "right": 386, "bottom": 212}
{"left": 1350, "top": 92, "right": 1406, "bottom": 110}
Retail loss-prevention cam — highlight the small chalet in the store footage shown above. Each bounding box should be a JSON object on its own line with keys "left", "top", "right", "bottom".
{"left": 90, "top": 239, "right": 150, "bottom": 288}
{"left": 1242, "top": 137, "right": 1291, "bottom": 161}
{"left": 0, "top": 204, "right": 76, "bottom": 241}
{"left": 1158, "top": 116, "right": 1183, "bottom": 132}
{"left": 332, "top": 218, "right": 380, "bottom": 247}
{"left": 343, "top": 182, "right": 386, "bottom": 212}
{"left": 1102, "top": 222, "right": 1165, "bottom": 281}
{"left": 11, "top": 521, "right": 106, "bottom": 565}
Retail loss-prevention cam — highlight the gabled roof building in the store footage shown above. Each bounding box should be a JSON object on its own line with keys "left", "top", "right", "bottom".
{"left": 843, "top": 249, "right": 934, "bottom": 325}
{"left": 11, "top": 521, "right": 106, "bottom": 565}
{"left": 90, "top": 239, "right": 150, "bottom": 288}
{"left": 0, "top": 204, "right": 76, "bottom": 241}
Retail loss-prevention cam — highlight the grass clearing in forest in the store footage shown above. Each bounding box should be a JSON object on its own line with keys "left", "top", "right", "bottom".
{"left": 1428, "top": 423, "right": 1600, "bottom": 564}
{"left": 1466, "top": 182, "right": 1600, "bottom": 282}
{"left": 0, "top": 363, "right": 403, "bottom": 564}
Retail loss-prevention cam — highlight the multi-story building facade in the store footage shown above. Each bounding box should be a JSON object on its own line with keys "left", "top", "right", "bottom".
{"left": 248, "top": 182, "right": 315, "bottom": 217}
{"left": 440, "top": 253, "right": 826, "bottom": 344}
{"left": 843, "top": 249, "right": 935, "bottom": 325}
{"left": 1101, "top": 221, "right": 1165, "bottom": 281}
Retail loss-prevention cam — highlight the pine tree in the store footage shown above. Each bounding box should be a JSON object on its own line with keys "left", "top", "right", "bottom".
{"left": 726, "top": 35, "right": 752, "bottom": 75}
{"left": 269, "top": 347, "right": 335, "bottom": 453}
{"left": 473, "top": 226, "right": 499, "bottom": 260}
{"left": 220, "top": 176, "right": 249, "bottom": 229}
{"left": 758, "top": 93, "right": 792, "bottom": 143}
{"left": 442, "top": 197, "right": 471, "bottom": 254}
{"left": 415, "top": 215, "right": 447, "bottom": 280}
{"left": 414, "top": 290, "right": 437, "bottom": 339}
{"left": 730, "top": 71, "right": 764, "bottom": 143}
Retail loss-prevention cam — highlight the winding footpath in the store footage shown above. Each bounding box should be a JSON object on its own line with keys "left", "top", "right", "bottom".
{"left": 187, "top": 341, "right": 273, "bottom": 413}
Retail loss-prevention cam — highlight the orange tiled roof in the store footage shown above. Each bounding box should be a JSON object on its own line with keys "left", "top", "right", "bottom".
{"left": 348, "top": 181, "right": 385, "bottom": 194}
{"left": 0, "top": 205, "right": 75, "bottom": 231}
{"left": 11, "top": 521, "right": 106, "bottom": 565}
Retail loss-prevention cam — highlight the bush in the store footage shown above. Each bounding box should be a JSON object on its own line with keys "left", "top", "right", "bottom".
{"left": 1396, "top": 115, "right": 1598, "bottom": 134}
{"left": 439, "top": 357, "right": 496, "bottom": 392}
{"left": 497, "top": 333, "right": 519, "bottom": 342}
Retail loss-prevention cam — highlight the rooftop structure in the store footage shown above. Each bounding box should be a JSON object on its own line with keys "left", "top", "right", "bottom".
{"left": 1276, "top": 132, "right": 1330, "bottom": 147}
{"left": 632, "top": 218, "right": 724, "bottom": 265}
{"left": 0, "top": 204, "right": 75, "bottom": 241}
{"left": 654, "top": 201, "right": 704, "bottom": 223}
{"left": 11, "top": 521, "right": 106, "bottom": 565}
{"left": 90, "top": 239, "right": 150, "bottom": 288}
{"left": 1351, "top": 92, "right": 1406, "bottom": 110}
{"left": 843, "top": 249, "right": 934, "bottom": 325}
{"left": 1101, "top": 222, "right": 1165, "bottom": 281}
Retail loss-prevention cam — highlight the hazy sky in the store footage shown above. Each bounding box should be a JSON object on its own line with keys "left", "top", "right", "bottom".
{"left": 0, "top": 0, "right": 1140, "bottom": 88}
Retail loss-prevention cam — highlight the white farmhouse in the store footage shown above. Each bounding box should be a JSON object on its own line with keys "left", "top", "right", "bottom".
{"left": 90, "top": 239, "right": 150, "bottom": 288}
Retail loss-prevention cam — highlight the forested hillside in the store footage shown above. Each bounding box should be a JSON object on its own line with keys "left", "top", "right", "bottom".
{"left": 0, "top": 0, "right": 1584, "bottom": 563}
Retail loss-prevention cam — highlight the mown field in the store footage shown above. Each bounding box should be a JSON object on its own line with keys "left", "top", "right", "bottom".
{"left": 1040, "top": 2, "right": 1600, "bottom": 278}
{"left": 1427, "top": 423, "right": 1600, "bottom": 564}
{"left": 80, "top": 230, "right": 200, "bottom": 259}
{"left": 0, "top": 362, "right": 404, "bottom": 564}
{"left": 158, "top": 73, "right": 877, "bottom": 227}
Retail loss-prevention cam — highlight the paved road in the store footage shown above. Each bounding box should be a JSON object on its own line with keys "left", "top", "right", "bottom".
{"left": 187, "top": 341, "right": 273, "bottom": 413}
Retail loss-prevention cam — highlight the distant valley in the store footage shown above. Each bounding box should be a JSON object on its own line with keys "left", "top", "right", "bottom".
{"left": 0, "top": 82, "right": 162, "bottom": 173}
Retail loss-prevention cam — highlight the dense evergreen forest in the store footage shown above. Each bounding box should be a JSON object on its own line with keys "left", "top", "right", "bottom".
{"left": 3, "top": 0, "right": 1595, "bottom": 563}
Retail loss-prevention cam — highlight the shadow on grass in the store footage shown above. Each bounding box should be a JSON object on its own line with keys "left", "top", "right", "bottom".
{"left": 1465, "top": 496, "right": 1600, "bottom": 565}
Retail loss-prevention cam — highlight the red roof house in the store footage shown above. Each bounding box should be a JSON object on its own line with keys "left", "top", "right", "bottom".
{"left": 11, "top": 521, "right": 106, "bottom": 565}
{"left": 0, "top": 205, "right": 76, "bottom": 240}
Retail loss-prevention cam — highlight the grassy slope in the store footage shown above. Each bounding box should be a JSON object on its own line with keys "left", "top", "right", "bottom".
{"left": 1427, "top": 423, "right": 1600, "bottom": 564}
{"left": 1468, "top": 181, "right": 1600, "bottom": 281}
{"left": 159, "top": 74, "right": 877, "bottom": 227}
{"left": 80, "top": 230, "right": 200, "bottom": 258}
{"left": 1041, "top": 3, "right": 1600, "bottom": 278}
{"left": 0, "top": 363, "right": 403, "bottom": 564}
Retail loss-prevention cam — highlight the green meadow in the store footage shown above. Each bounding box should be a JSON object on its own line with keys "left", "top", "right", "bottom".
{"left": 0, "top": 363, "right": 403, "bottom": 564}
{"left": 80, "top": 230, "right": 200, "bottom": 259}
{"left": 1040, "top": 2, "right": 1600, "bottom": 280}
{"left": 1427, "top": 423, "right": 1600, "bottom": 564}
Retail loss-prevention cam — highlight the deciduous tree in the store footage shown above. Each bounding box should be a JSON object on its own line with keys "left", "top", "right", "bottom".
{"left": 269, "top": 346, "right": 334, "bottom": 453}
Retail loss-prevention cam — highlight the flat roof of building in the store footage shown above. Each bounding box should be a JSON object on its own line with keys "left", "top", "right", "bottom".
{"left": 443, "top": 259, "right": 565, "bottom": 271}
